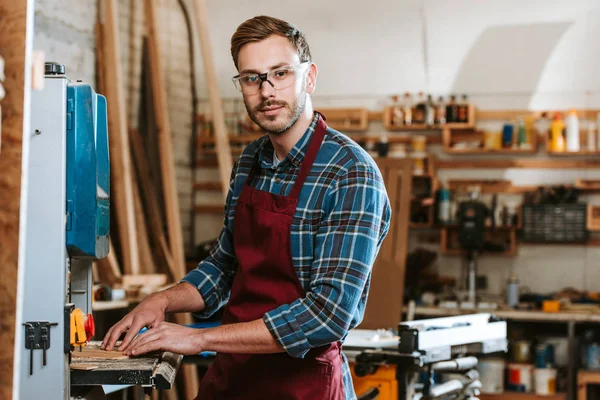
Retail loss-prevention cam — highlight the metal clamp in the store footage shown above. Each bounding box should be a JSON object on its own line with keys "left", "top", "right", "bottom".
{"left": 23, "top": 321, "right": 58, "bottom": 375}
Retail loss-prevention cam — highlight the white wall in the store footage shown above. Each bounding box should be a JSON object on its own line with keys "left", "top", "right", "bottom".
{"left": 200, "top": 0, "right": 600, "bottom": 108}
{"left": 195, "top": 0, "right": 600, "bottom": 296}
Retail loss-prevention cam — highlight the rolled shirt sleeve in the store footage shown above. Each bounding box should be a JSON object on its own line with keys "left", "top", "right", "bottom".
{"left": 181, "top": 160, "right": 240, "bottom": 318}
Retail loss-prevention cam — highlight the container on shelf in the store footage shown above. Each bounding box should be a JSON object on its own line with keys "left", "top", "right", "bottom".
{"left": 534, "top": 368, "right": 557, "bottom": 395}
{"left": 484, "top": 131, "right": 502, "bottom": 150}
{"left": 511, "top": 341, "right": 533, "bottom": 363}
{"left": 550, "top": 113, "right": 566, "bottom": 152}
{"left": 507, "top": 363, "right": 534, "bottom": 392}
{"left": 565, "top": 109, "right": 580, "bottom": 152}
{"left": 411, "top": 135, "right": 426, "bottom": 152}
{"left": 477, "top": 358, "right": 505, "bottom": 394}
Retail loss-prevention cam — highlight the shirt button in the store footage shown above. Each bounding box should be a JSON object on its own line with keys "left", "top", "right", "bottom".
{"left": 293, "top": 160, "right": 300, "bottom": 167}
{"left": 275, "top": 177, "right": 281, "bottom": 184}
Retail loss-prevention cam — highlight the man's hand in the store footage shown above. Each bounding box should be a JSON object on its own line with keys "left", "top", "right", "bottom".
{"left": 124, "top": 322, "right": 203, "bottom": 356}
{"left": 101, "top": 294, "right": 168, "bottom": 351}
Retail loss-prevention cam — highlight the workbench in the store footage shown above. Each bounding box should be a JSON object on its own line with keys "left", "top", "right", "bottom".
{"left": 70, "top": 342, "right": 181, "bottom": 390}
{"left": 412, "top": 306, "right": 600, "bottom": 400}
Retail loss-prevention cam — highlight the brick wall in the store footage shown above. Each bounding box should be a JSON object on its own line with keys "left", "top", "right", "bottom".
{"left": 34, "top": 0, "right": 202, "bottom": 254}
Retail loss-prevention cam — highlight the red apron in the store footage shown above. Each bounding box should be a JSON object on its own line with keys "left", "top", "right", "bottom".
{"left": 196, "top": 114, "right": 345, "bottom": 400}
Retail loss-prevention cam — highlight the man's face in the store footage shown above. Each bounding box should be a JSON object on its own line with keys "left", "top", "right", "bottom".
{"left": 236, "top": 35, "right": 315, "bottom": 135}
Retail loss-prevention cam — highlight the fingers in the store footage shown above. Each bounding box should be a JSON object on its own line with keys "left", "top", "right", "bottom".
{"left": 118, "top": 317, "right": 151, "bottom": 352}
{"left": 125, "top": 328, "right": 161, "bottom": 356}
{"left": 102, "top": 316, "right": 132, "bottom": 351}
{"left": 129, "top": 339, "right": 162, "bottom": 357}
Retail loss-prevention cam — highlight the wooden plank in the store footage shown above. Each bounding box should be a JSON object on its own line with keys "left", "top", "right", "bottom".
{"left": 0, "top": 0, "right": 32, "bottom": 398}
{"left": 101, "top": 0, "right": 140, "bottom": 275}
{"left": 95, "top": 23, "right": 105, "bottom": 93}
{"left": 192, "top": 0, "right": 233, "bottom": 197}
{"left": 477, "top": 108, "right": 600, "bottom": 121}
{"left": 144, "top": 1, "right": 200, "bottom": 397}
{"left": 70, "top": 364, "right": 99, "bottom": 371}
{"left": 72, "top": 348, "right": 129, "bottom": 360}
{"left": 96, "top": 239, "right": 122, "bottom": 285}
{"left": 129, "top": 127, "right": 175, "bottom": 280}
{"left": 316, "top": 107, "right": 368, "bottom": 131}
{"left": 132, "top": 176, "right": 157, "bottom": 274}
{"left": 193, "top": 181, "right": 222, "bottom": 191}
{"left": 435, "top": 158, "right": 600, "bottom": 169}
{"left": 361, "top": 159, "right": 413, "bottom": 329}
{"left": 194, "top": 204, "right": 224, "bottom": 214}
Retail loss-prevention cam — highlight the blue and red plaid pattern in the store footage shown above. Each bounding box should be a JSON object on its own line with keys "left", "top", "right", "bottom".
{"left": 182, "top": 113, "right": 391, "bottom": 399}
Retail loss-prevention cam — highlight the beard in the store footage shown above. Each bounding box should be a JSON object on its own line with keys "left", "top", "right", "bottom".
{"left": 245, "top": 81, "right": 307, "bottom": 135}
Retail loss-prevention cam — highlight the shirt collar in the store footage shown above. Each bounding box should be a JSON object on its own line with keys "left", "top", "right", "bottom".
{"left": 258, "top": 112, "right": 319, "bottom": 169}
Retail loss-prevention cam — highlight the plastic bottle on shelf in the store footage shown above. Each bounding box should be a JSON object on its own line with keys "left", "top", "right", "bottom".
{"left": 588, "top": 122, "right": 597, "bottom": 152}
{"left": 550, "top": 113, "right": 566, "bottom": 152}
{"left": 437, "top": 186, "right": 451, "bottom": 224}
{"left": 446, "top": 95, "right": 457, "bottom": 123}
{"left": 458, "top": 94, "right": 469, "bottom": 123}
{"left": 565, "top": 109, "right": 580, "bottom": 152}
{"left": 425, "top": 95, "right": 435, "bottom": 126}
{"left": 403, "top": 92, "right": 413, "bottom": 126}
{"left": 436, "top": 96, "right": 446, "bottom": 124}
{"left": 391, "top": 95, "right": 403, "bottom": 127}
{"left": 517, "top": 118, "right": 527, "bottom": 148}
{"left": 414, "top": 92, "right": 426, "bottom": 124}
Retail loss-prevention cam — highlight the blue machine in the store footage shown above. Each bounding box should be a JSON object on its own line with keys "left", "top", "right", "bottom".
{"left": 65, "top": 80, "right": 110, "bottom": 258}
{"left": 17, "top": 62, "right": 112, "bottom": 399}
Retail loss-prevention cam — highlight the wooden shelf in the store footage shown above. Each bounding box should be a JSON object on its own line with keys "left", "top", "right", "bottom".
{"left": 588, "top": 204, "right": 600, "bottom": 232}
{"left": 476, "top": 108, "right": 600, "bottom": 121}
{"left": 384, "top": 105, "right": 476, "bottom": 131}
{"left": 435, "top": 158, "right": 600, "bottom": 169}
{"left": 316, "top": 107, "right": 369, "bottom": 132}
{"left": 194, "top": 204, "right": 223, "bottom": 214}
{"left": 447, "top": 179, "right": 537, "bottom": 194}
{"left": 348, "top": 134, "right": 443, "bottom": 145}
{"left": 442, "top": 125, "right": 537, "bottom": 155}
{"left": 440, "top": 226, "right": 518, "bottom": 257}
{"left": 576, "top": 179, "right": 600, "bottom": 191}
{"left": 193, "top": 182, "right": 221, "bottom": 192}
{"left": 548, "top": 150, "right": 600, "bottom": 156}
{"left": 445, "top": 146, "right": 537, "bottom": 155}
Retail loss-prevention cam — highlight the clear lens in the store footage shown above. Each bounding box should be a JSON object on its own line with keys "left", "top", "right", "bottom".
{"left": 232, "top": 62, "right": 310, "bottom": 95}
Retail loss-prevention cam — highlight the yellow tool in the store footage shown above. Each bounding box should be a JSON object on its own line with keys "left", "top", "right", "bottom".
{"left": 70, "top": 308, "right": 94, "bottom": 350}
{"left": 351, "top": 363, "right": 398, "bottom": 400}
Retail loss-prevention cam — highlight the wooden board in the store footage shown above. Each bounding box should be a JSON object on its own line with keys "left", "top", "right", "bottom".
{"left": 72, "top": 347, "right": 129, "bottom": 360}
{"left": 101, "top": 0, "right": 140, "bottom": 275}
{"left": 192, "top": 0, "right": 233, "bottom": 196}
{"left": 96, "top": 239, "right": 122, "bottom": 285}
{"left": 129, "top": 127, "right": 175, "bottom": 279}
{"left": 360, "top": 158, "right": 412, "bottom": 329}
{"left": 144, "top": 1, "right": 200, "bottom": 397}
{"left": 435, "top": 158, "right": 600, "bottom": 169}
{"left": 70, "top": 364, "right": 99, "bottom": 371}
{"left": 0, "top": 1, "right": 32, "bottom": 398}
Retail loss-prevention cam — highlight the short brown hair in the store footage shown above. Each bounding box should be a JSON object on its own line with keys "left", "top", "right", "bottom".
{"left": 231, "top": 15, "right": 312, "bottom": 70}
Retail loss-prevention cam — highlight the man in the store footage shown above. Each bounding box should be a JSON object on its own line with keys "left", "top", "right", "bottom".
{"left": 102, "top": 15, "right": 391, "bottom": 399}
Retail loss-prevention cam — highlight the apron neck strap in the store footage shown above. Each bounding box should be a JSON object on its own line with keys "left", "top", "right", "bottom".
{"left": 246, "top": 112, "right": 327, "bottom": 196}
{"left": 289, "top": 112, "right": 327, "bottom": 198}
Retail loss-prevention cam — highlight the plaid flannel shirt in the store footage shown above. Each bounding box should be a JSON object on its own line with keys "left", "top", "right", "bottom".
{"left": 182, "top": 113, "right": 391, "bottom": 399}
